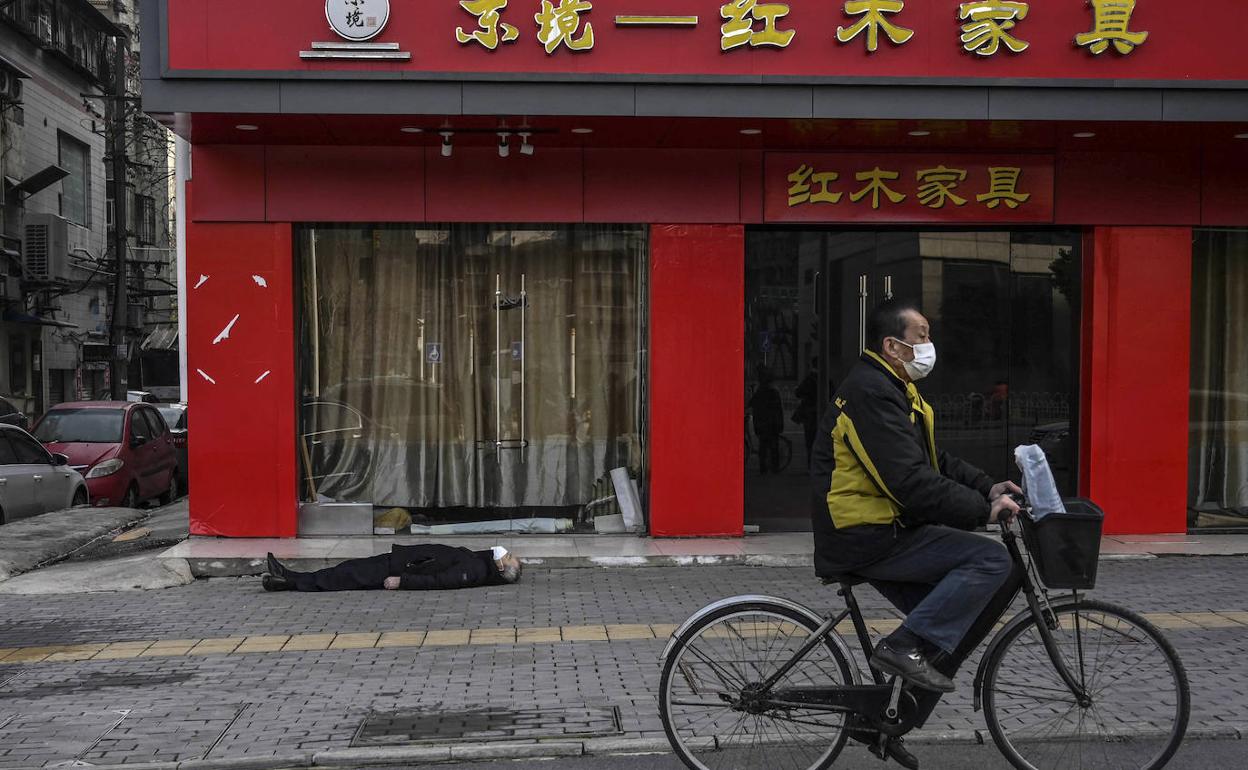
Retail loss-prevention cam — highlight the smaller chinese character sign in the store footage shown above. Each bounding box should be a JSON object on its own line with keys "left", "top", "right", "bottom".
{"left": 764, "top": 154, "right": 1054, "bottom": 224}
{"left": 325, "top": 0, "right": 390, "bottom": 42}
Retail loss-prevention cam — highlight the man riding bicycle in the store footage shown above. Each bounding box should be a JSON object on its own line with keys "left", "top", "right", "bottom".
{"left": 811, "top": 299, "right": 1022, "bottom": 766}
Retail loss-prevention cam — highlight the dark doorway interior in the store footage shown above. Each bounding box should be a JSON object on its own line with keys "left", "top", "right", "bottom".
{"left": 744, "top": 229, "right": 1082, "bottom": 532}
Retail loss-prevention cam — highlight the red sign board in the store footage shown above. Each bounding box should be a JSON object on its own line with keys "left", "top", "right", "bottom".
{"left": 764, "top": 153, "right": 1055, "bottom": 224}
{"left": 166, "top": 0, "right": 1248, "bottom": 82}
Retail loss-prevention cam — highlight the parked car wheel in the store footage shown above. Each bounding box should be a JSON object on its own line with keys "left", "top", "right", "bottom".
{"left": 72, "top": 487, "right": 88, "bottom": 507}
{"left": 121, "top": 484, "right": 139, "bottom": 509}
{"left": 159, "top": 474, "right": 178, "bottom": 506}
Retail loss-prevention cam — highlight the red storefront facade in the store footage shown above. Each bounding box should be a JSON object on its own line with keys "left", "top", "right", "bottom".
{"left": 145, "top": 0, "right": 1248, "bottom": 539}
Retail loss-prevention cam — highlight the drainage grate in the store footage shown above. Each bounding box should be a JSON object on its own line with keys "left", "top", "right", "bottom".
{"left": 353, "top": 705, "right": 622, "bottom": 746}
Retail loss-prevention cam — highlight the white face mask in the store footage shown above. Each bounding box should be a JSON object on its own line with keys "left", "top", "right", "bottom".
{"left": 891, "top": 339, "right": 937, "bottom": 381}
{"left": 491, "top": 546, "right": 509, "bottom": 561}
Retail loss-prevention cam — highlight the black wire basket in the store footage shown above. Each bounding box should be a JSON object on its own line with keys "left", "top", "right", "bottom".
{"left": 1019, "top": 498, "right": 1105, "bottom": 590}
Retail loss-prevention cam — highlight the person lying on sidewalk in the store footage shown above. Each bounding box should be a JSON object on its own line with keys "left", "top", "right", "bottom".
{"left": 261, "top": 544, "right": 523, "bottom": 592}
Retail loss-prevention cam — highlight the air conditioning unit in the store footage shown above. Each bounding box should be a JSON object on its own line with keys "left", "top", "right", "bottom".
{"left": 0, "top": 71, "right": 22, "bottom": 103}
{"left": 23, "top": 214, "right": 71, "bottom": 281}
{"left": 65, "top": 221, "right": 92, "bottom": 267}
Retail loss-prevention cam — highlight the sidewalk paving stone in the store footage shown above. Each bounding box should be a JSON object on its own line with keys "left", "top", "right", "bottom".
{"left": 376, "top": 632, "right": 425, "bottom": 648}
{"left": 0, "top": 558, "right": 1245, "bottom": 767}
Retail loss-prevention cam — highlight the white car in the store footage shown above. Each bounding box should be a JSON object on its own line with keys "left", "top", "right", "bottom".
{"left": 0, "top": 424, "right": 89, "bottom": 525}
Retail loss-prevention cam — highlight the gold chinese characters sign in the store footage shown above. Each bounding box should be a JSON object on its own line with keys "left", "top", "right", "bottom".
{"left": 176, "top": 0, "right": 1248, "bottom": 80}
{"left": 764, "top": 154, "right": 1055, "bottom": 224}
{"left": 447, "top": 0, "right": 1148, "bottom": 56}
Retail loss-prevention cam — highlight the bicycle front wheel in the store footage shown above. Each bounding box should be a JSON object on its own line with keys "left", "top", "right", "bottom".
{"left": 659, "top": 601, "right": 854, "bottom": 770}
{"left": 982, "top": 598, "right": 1190, "bottom": 770}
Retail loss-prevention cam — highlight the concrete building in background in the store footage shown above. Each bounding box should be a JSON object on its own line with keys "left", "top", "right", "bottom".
{"left": 0, "top": 0, "right": 176, "bottom": 419}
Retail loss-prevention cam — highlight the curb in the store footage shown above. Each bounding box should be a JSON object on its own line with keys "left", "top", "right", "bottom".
{"left": 182, "top": 551, "right": 1165, "bottom": 578}
{"left": 181, "top": 553, "right": 818, "bottom": 578}
{"left": 78, "top": 723, "right": 1246, "bottom": 769}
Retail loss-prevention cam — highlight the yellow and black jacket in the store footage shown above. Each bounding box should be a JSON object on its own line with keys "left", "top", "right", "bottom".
{"left": 810, "top": 350, "right": 993, "bottom": 577}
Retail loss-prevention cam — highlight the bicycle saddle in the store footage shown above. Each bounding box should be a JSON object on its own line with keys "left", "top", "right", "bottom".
{"left": 820, "top": 574, "right": 869, "bottom": 588}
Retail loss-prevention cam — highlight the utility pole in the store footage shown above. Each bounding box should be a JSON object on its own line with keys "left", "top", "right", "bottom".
{"left": 108, "top": 30, "right": 130, "bottom": 400}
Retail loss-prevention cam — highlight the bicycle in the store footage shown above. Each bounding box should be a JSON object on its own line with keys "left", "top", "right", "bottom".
{"left": 659, "top": 498, "right": 1190, "bottom": 770}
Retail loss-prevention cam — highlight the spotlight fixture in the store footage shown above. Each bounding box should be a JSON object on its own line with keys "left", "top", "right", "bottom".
{"left": 235, "top": 124, "right": 259, "bottom": 131}
{"left": 739, "top": 128, "right": 762, "bottom": 135}
{"left": 498, "top": 132, "right": 511, "bottom": 158}
{"left": 1073, "top": 131, "right": 1096, "bottom": 138}
{"left": 1235, "top": 132, "right": 1248, "bottom": 140}
{"left": 519, "top": 132, "right": 535, "bottom": 156}
{"left": 571, "top": 127, "right": 593, "bottom": 134}
{"left": 908, "top": 130, "right": 931, "bottom": 137}
{"left": 400, "top": 126, "right": 423, "bottom": 134}
{"left": 440, "top": 131, "right": 454, "bottom": 158}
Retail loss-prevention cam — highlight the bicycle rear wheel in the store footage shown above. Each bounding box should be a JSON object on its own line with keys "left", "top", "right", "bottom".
{"left": 659, "top": 601, "right": 855, "bottom": 770}
{"left": 981, "top": 598, "right": 1189, "bottom": 770}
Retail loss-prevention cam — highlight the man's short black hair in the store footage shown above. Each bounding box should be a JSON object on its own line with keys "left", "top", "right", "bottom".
{"left": 865, "top": 299, "right": 922, "bottom": 353}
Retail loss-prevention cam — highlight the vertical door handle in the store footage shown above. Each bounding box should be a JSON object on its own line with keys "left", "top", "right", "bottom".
{"left": 519, "top": 272, "right": 527, "bottom": 450}
{"left": 884, "top": 274, "right": 894, "bottom": 301}
{"left": 812, "top": 270, "right": 822, "bottom": 315}
{"left": 495, "top": 273, "right": 502, "bottom": 449}
{"left": 857, "top": 274, "right": 870, "bottom": 353}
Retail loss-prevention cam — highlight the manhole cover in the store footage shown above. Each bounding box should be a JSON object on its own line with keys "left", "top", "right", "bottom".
{"left": 353, "top": 705, "right": 622, "bottom": 746}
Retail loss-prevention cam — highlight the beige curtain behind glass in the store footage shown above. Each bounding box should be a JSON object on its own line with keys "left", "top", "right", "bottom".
{"left": 1190, "top": 229, "right": 1248, "bottom": 525}
{"left": 297, "top": 225, "right": 643, "bottom": 515}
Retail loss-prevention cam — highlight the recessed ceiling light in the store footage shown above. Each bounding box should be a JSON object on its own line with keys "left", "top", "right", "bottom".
{"left": 1073, "top": 131, "right": 1096, "bottom": 138}
{"left": 571, "top": 127, "right": 593, "bottom": 134}
{"left": 235, "top": 124, "right": 259, "bottom": 131}
{"left": 1235, "top": 132, "right": 1248, "bottom": 139}
{"left": 400, "top": 126, "right": 423, "bottom": 134}
{"left": 908, "top": 130, "right": 931, "bottom": 137}
{"left": 739, "top": 128, "right": 762, "bottom": 135}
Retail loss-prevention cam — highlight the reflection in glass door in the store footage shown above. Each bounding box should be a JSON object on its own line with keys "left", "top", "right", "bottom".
{"left": 297, "top": 225, "right": 646, "bottom": 532}
{"left": 745, "top": 229, "right": 1081, "bottom": 532}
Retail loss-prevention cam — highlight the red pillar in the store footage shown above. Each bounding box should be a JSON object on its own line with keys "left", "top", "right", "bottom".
{"left": 186, "top": 217, "right": 298, "bottom": 537}
{"left": 648, "top": 225, "right": 745, "bottom": 537}
{"left": 1081, "top": 227, "right": 1191, "bottom": 535}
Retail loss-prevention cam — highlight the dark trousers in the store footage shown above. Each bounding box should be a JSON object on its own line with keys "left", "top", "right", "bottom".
{"left": 292, "top": 552, "right": 397, "bottom": 592}
{"left": 853, "top": 525, "right": 1023, "bottom": 731}
{"left": 854, "top": 525, "right": 1014, "bottom": 655}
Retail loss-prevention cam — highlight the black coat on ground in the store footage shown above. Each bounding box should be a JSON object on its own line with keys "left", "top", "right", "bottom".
{"left": 289, "top": 544, "right": 506, "bottom": 591}
{"left": 391, "top": 544, "right": 507, "bottom": 590}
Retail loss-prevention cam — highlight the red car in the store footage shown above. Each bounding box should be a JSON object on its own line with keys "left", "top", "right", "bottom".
{"left": 33, "top": 402, "right": 180, "bottom": 508}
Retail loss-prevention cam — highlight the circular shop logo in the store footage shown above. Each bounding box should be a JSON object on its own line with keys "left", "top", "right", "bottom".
{"left": 325, "top": 0, "right": 391, "bottom": 42}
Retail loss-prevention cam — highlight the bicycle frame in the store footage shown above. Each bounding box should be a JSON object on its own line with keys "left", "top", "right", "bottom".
{"left": 761, "top": 519, "right": 1091, "bottom": 718}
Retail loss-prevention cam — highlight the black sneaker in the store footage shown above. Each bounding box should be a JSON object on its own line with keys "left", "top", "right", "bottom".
{"left": 848, "top": 718, "right": 920, "bottom": 770}
{"left": 870, "top": 640, "right": 955, "bottom": 693}
{"left": 261, "top": 574, "right": 294, "bottom": 592}
{"left": 870, "top": 736, "right": 919, "bottom": 769}
{"left": 266, "top": 552, "right": 289, "bottom": 579}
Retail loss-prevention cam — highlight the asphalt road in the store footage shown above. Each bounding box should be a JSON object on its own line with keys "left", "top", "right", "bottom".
{"left": 383, "top": 739, "right": 1246, "bottom": 770}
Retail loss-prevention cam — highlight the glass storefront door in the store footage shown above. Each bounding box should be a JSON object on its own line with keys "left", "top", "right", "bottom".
{"left": 296, "top": 225, "right": 646, "bottom": 532}
{"left": 745, "top": 229, "right": 1082, "bottom": 532}
{"left": 1190, "top": 228, "right": 1248, "bottom": 529}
